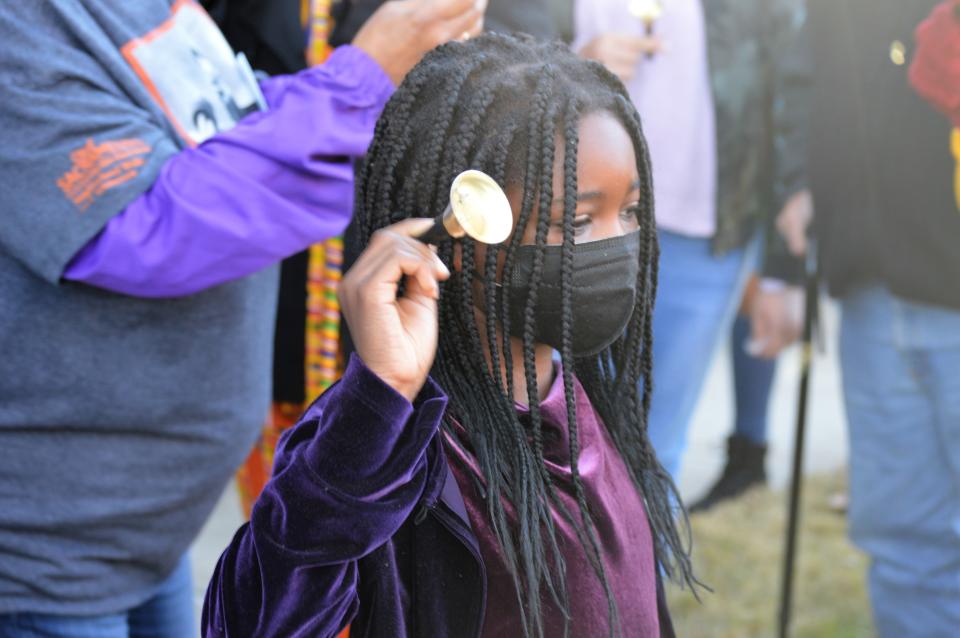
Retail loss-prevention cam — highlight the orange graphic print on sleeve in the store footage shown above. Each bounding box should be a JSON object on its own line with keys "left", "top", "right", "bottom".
{"left": 56, "top": 137, "right": 152, "bottom": 211}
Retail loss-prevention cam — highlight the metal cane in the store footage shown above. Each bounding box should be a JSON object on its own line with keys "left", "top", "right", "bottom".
{"left": 777, "top": 239, "right": 820, "bottom": 638}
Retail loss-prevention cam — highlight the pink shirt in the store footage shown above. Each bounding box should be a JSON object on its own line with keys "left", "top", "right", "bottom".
{"left": 574, "top": 0, "right": 718, "bottom": 238}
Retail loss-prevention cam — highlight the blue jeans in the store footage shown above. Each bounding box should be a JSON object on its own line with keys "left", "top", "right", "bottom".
{"left": 647, "top": 230, "right": 759, "bottom": 478}
{"left": 0, "top": 554, "right": 195, "bottom": 638}
{"left": 840, "top": 286, "right": 960, "bottom": 637}
{"left": 731, "top": 314, "right": 776, "bottom": 445}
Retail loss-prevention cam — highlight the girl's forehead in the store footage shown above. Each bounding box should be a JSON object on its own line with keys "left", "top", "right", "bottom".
{"left": 502, "top": 112, "right": 640, "bottom": 210}
{"left": 573, "top": 112, "right": 638, "bottom": 177}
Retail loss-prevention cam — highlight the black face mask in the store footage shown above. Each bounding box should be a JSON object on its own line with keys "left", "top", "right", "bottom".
{"left": 504, "top": 231, "right": 641, "bottom": 357}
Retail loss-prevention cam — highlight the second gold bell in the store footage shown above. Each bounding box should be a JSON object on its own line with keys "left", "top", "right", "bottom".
{"left": 629, "top": 0, "right": 664, "bottom": 33}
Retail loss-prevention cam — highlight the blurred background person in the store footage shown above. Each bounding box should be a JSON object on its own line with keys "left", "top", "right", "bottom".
{"left": 690, "top": 181, "right": 811, "bottom": 512}
{"left": 808, "top": 0, "right": 960, "bottom": 635}
{"left": 571, "top": 0, "right": 812, "bottom": 490}
{"left": 204, "top": 0, "right": 556, "bottom": 515}
{"left": 689, "top": 277, "right": 789, "bottom": 512}
{"left": 0, "top": 1, "right": 481, "bottom": 636}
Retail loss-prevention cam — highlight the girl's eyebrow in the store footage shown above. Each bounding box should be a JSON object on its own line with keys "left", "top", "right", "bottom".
{"left": 575, "top": 190, "right": 603, "bottom": 203}
{"left": 553, "top": 180, "right": 643, "bottom": 206}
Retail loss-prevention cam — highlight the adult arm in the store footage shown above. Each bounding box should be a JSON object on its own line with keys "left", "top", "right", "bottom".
{"left": 202, "top": 354, "right": 448, "bottom": 637}
{"left": 62, "top": 0, "right": 486, "bottom": 298}
{"left": 63, "top": 46, "right": 394, "bottom": 297}
{"left": 0, "top": 0, "right": 394, "bottom": 296}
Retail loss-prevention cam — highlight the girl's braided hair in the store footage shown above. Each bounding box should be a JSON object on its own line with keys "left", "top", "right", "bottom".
{"left": 354, "top": 32, "right": 696, "bottom": 638}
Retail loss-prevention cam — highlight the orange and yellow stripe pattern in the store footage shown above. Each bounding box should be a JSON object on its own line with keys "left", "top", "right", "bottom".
{"left": 237, "top": 0, "right": 345, "bottom": 516}
{"left": 305, "top": 237, "right": 344, "bottom": 403}
{"left": 952, "top": 128, "right": 960, "bottom": 211}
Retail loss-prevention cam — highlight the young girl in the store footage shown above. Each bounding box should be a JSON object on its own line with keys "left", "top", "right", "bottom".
{"left": 203, "top": 33, "right": 695, "bottom": 638}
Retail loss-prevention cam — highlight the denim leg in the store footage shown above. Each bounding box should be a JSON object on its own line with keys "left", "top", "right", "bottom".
{"left": 731, "top": 314, "right": 776, "bottom": 445}
{"left": 647, "top": 231, "right": 756, "bottom": 478}
{"left": 0, "top": 613, "right": 127, "bottom": 638}
{"left": 840, "top": 286, "right": 960, "bottom": 638}
{"left": 127, "top": 554, "right": 196, "bottom": 638}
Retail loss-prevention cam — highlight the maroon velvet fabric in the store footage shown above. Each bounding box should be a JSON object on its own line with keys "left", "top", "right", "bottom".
{"left": 445, "top": 370, "right": 661, "bottom": 637}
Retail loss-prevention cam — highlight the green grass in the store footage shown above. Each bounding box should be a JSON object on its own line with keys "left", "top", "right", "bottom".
{"left": 666, "top": 473, "right": 874, "bottom": 637}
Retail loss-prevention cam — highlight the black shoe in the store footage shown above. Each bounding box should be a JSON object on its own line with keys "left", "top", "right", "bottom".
{"left": 689, "top": 434, "right": 767, "bottom": 513}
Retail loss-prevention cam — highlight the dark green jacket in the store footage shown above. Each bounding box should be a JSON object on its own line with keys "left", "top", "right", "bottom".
{"left": 555, "top": 0, "right": 810, "bottom": 281}
{"left": 707, "top": 0, "right": 809, "bottom": 281}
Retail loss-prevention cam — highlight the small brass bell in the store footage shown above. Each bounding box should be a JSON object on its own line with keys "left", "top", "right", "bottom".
{"left": 416, "top": 170, "right": 514, "bottom": 245}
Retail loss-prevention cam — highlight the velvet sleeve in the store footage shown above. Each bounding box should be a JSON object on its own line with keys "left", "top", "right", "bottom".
{"left": 202, "top": 354, "right": 448, "bottom": 638}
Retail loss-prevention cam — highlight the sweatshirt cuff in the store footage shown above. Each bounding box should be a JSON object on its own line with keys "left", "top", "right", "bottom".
{"left": 310, "top": 45, "right": 396, "bottom": 105}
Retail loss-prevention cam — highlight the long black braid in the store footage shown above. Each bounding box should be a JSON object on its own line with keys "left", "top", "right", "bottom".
{"left": 354, "top": 33, "right": 697, "bottom": 638}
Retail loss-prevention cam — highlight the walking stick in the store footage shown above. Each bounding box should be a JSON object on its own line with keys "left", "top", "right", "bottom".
{"left": 777, "top": 239, "right": 820, "bottom": 638}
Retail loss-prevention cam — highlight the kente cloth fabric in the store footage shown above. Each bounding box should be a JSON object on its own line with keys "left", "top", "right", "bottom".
{"left": 236, "top": 0, "right": 347, "bottom": 517}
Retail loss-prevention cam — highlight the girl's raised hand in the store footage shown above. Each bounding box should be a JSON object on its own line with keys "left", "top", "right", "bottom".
{"left": 340, "top": 219, "right": 450, "bottom": 402}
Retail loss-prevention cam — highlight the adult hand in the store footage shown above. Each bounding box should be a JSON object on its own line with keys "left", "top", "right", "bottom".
{"left": 353, "top": 0, "right": 487, "bottom": 86}
{"left": 340, "top": 219, "right": 450, "bottom": 402}
{"left": 747, "top": 285, "right": 804, "bottom": 359}
{"left": 775, "top": 189, "right": 814, "bottom": 257}
{"left": 577, "top": 33, "right": 661, "bottom": 82}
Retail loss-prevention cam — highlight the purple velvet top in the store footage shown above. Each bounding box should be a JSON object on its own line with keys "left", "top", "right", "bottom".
{"left": 201, "top": 355, "right": 470, "bottom": 638}
{"left": 445, "top": 371, "right": 660, "bottom": 637}
{"left": 203, "top": 356, "right": 669, "bottom": 637}
{"left": 203, "top": 354, "right": 453, "bottom": 637}
{"left": 63, "top": 45, "right": 393, "bottom": 297}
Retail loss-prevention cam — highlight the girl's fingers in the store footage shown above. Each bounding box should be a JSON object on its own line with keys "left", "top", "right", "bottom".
{"left": 357, "top": 221, "right": 446, "bottom": 276}
{"left": 360, "top": 238, "right": 448, "bottom": 299}
{"left": 405, "top": 261, "right": 441, "bottom": 302}
{"left": 384, "top": 217, "right": 437, "bottom": 238}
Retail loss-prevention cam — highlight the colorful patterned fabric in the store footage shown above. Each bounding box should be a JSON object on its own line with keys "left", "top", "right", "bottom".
{"left": 237, "top": 0, "right": 344, "bottom": 517}
{"left": 306, "top": 0, "right": 335, "bottom": 67}
{"left": 953, "top": 128, "right": 960, "bottom": 211}
{"left": 235, "top": 401, "right": 303, "bottom": 518}
{"left": 306, "top": 236, "right": 345, "bottom": 404}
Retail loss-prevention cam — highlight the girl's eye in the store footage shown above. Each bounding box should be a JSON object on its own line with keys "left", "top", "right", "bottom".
{"left": 551, "top": 215, "right": 592, "bottom": 236}
{"left": 572, "top": 215, "right": 591, "bottom": 236}
{"left": 620, "top": 206, "right": 642, "bottom": 227}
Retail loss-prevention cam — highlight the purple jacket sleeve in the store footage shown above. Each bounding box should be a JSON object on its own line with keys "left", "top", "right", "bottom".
{"left": 63, "top": 46, "right": 394, "bottom": 297}
{"left": 202, "top": 354, "right": 448, "bottom": 638}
